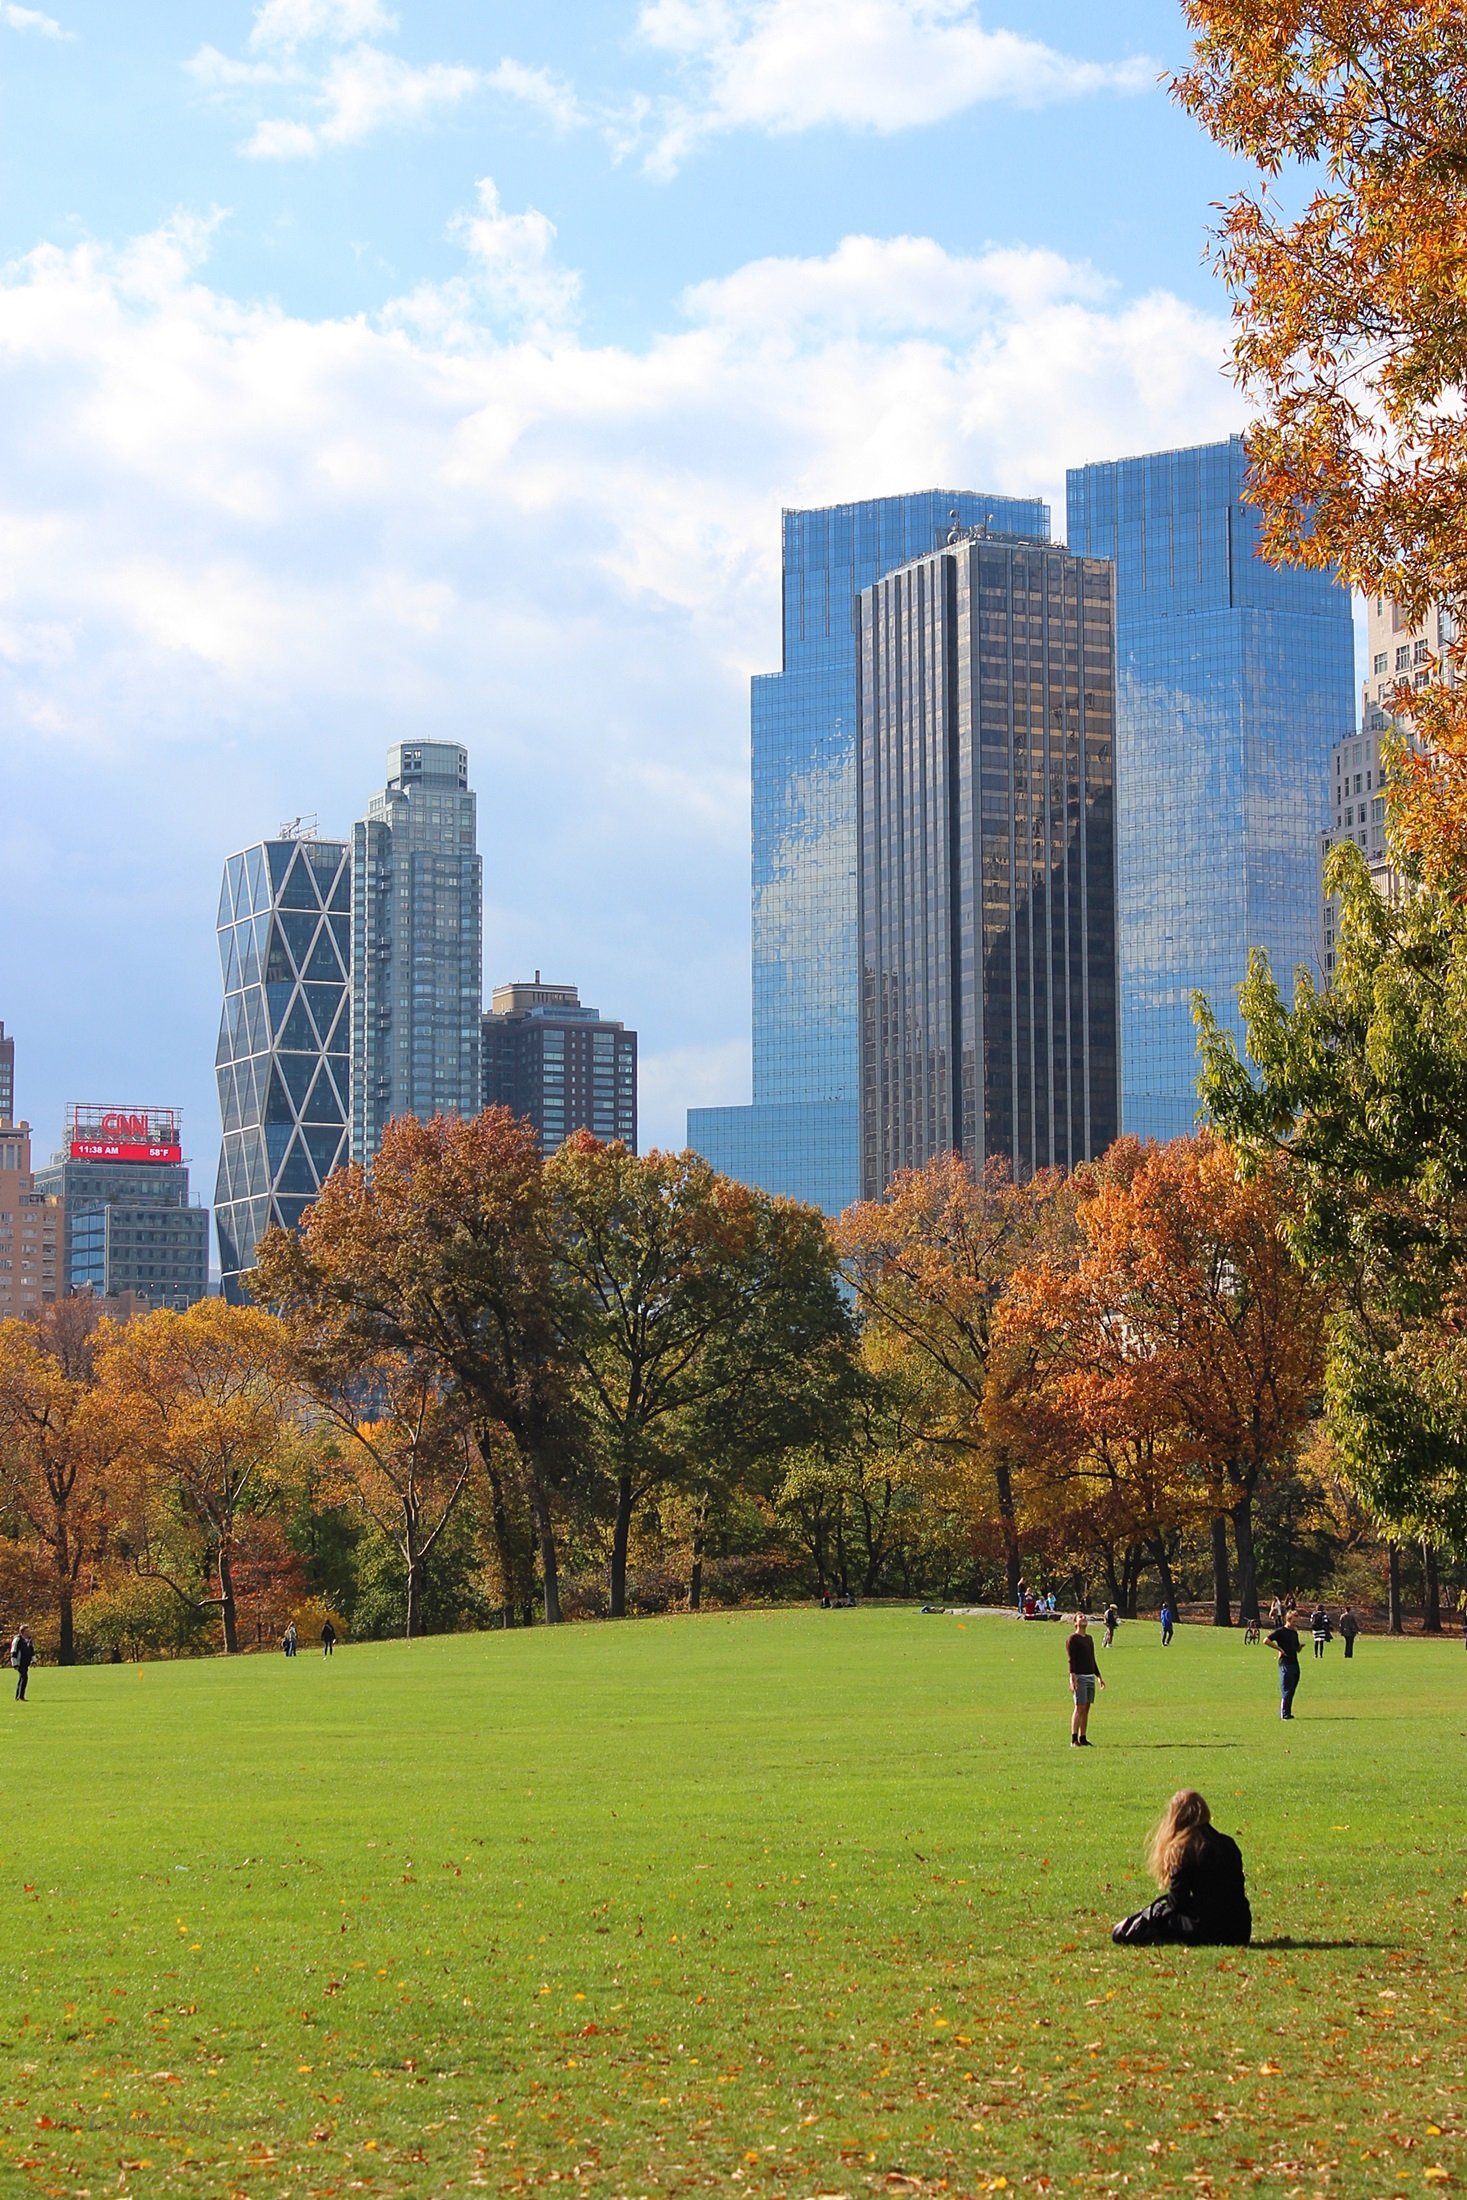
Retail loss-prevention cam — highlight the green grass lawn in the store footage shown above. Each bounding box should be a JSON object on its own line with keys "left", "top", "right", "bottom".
{"left": 3, "top": 1608, "right": 1464, "bottom": 2199}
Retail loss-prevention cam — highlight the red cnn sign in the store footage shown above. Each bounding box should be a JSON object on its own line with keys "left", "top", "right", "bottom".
{"left": 66, "top": 1103, "right": 182, "bottom": 1166}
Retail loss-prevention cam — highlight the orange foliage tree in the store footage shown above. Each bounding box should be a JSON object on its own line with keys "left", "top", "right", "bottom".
{"left": 1002, "top": 1135, "right": 1327, "bottom": 1624}
{"left": 836, "top": 1154, "right": 1073, "bottom": 1601}
{"left": 96, "top": 1299, "right": 298, "bottom": 1655}
{"left": 1173, "top": 3, "right": 1467, "bottom": 876}
{"left": 0, "top": 1303, "right": 117, "bottom": 1664}
{"left": 254, "top": 1109, "right": 575, "bottom": 1625}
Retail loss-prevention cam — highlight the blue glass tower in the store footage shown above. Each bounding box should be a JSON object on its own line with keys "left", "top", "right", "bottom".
{"left": 689, "top": 488, "right": 1049, "bottom": 1212}
{"left": 1066, "top": 438, "right": 1355, "bottom": 1142}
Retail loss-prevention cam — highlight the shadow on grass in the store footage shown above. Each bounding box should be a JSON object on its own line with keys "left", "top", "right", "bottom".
{"left": 1098, "top": 1741, "right": 1242, "bottom": 1750}
{"left": 1248, "top": 1937, "right": 1392, "bottom": 1951}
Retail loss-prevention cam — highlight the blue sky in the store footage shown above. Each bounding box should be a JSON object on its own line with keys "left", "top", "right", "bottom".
{"left": 0, "top": 0, "right": 1259, "bottom": 1194}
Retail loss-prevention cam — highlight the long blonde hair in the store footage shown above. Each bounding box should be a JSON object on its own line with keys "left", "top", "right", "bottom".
{"left": 1147, "top": 1789, "right": 1212, "bottom": 1885}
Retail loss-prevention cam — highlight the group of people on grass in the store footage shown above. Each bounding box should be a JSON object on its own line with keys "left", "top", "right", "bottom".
{"left": 1064, "top": 1601, "right": 1360, "bottom": 1739}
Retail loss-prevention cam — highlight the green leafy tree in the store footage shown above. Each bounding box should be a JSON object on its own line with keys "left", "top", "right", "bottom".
{"left": 1198, "top": 851, "right": 1467, "bottom": 1549}
{"left": 547, "top": 1135, "right": 856, "bottom": 1618}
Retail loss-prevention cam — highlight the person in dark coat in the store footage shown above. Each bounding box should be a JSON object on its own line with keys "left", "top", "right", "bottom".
{"left": 10, "top": 1626, "right": 35, "bottom": 1702}
{"left": 1265, "top": 1608, "right": 1302, "bottom": 1718}
{"left": 1308, "top": 1604, "right": 1330, "bottom": 1659}
{"left": 1337, "top": 1606, "right": 1359, "bottom": 1660}
{"left": 321, "top": 1621, "right": 337, "bottom": 1656}
{"left": 1066, "top": 1612, "right": 1105, "bottom": 1746}
{"left": 1112, "top": 1789, "right": 1252, "bottom": 1946}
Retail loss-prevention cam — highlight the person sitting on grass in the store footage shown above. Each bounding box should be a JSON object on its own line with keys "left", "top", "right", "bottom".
{"left": 1112, "top": 1790, "right": 1252, "bottom": 1947}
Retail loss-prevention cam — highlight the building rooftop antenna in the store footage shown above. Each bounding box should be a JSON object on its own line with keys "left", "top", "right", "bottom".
{"left": 278, "top": 814, "right": 318, "bottom": 842}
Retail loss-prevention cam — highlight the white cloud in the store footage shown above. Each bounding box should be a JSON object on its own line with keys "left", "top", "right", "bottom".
{"left": 1, "top": 3, "right": 73, "bottom": 36}
{"left": 385, "top": 179, "right": 582, "bottom": 342}
{"left": 189, "top": 0, "right": 493, "bottom": 158}
{"left": 0, "top": 203, "right": 1238, "bottom": 1160}
{"left": 484, "top": 59, "right": 587, "bottom": 135}
{"left": 637, "top": 0, "right": 1154, "bottom": 170}
{"left": 248, "top": 0, "right": 395, "bottom": 50}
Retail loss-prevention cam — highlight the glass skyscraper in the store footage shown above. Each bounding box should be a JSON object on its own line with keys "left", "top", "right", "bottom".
{"left": 689, "top": 489, "right": 1049, "bottom": 1213}
{"left": 213, "top": 833, "right": 352, "bottom": 1301}
{"left": 1066, "top": 438, "right": 1355, "bottom": 1141}
{"left": 857, "top": 531, "right": 1118, "bottom": 1196}
{"left": 351, "top": 742, "right": 483, "bottom": 1167}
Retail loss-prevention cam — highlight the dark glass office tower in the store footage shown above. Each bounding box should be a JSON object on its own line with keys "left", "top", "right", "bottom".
{"left": 1066, "top": 438, "right": 1354, "bottom": 1140}
{"left": 482, "top": 978, "right": 637, "bottom": 1154}
{"left": 856, "top": 529, "right": 1119, "bottom": 1198}
{"left": 213, "top": 833, "right": 352, "bottom": 1302}
{"left": 351, "top": 742, "right": 482, "bottom": 1167}
{"left": 688, "top": 489, "right": 1050, "bottom": 1214}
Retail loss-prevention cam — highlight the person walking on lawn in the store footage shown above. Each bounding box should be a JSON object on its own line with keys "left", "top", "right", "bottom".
{"left": 1159, "top": 1600, "right": 1175, "bottom": 1647}
{"left": 1066, "top": 1613, "right": 1105, "bottom": 1747}
{"left": 1102, "top": 1603, "right": 1120, "bottom": 1649}
{"left": 1337, "top": 1606, "right": 1359, "bottom": 1660}
{"left": 9, "top": 1626, "right": 34, "bottom": 1702}
{"left": 1265, "top": 1607, "right": 1303, "bottom": 1719}
{"left": 1309, "top": 1604, "right": 1330, "bottom": 1659}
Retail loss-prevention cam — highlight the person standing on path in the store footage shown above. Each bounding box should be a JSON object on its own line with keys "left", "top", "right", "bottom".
{"left": 321, "top": 1620, "right": 336, "bottom": 1656}
{"left": 9, "top": 1627, "right": 34, "bottom": 1702}
{"left": 1066, "top": 1613, "right": 1105, "bottom": 1746}
{"left": 1159, "top": 1601, "right": 1175, "bottom": 1647}
{"left": 1103, "top": 1603, "right": 1120, "bottom": 1650}
{"left": 1337, "top": 1606, "right": 1359, "bottom": 1660}
{"left": 1265, "top": 1608, "right": 1303, "bottom": 1719}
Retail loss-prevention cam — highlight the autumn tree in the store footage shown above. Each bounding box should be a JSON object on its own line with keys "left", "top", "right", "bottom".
{"left": 303, "top": 1351, "right": 477, "bottom": 1640}
{"left": 254, "top": 1109, "right": 577, "bottom": 1625}
{"left": 97, "top": 1299, "right": 297, "bottom": 1654}
{"left": 1174, "top": 3, "right": 1467, "bottom": 874}
{"left": 836, "top": 1155, "right": 1073, "bottom": 1601}
{"left": 0, "top": 1304, "right": 116, "bottom": 1663}
{"left": 1003, "top": 1134, "right": 1326, "bottom": 1624}
{"left": 547, "top": 1136, "right": 855, "bottom": 1618}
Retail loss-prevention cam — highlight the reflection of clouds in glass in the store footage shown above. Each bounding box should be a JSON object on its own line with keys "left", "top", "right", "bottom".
{"left": 1070, "top": 441, "right": 1354, "bottom": 1147}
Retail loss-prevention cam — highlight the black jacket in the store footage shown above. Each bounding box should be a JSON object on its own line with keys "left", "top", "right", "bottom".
{"left": 1167, "top": 1827, "right": 1252, "bottom": 1945}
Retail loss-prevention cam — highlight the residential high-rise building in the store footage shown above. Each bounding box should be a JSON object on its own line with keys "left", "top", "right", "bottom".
{"left": 688, "top": 489, "right": 1050, "bottom": 1214}
{"left": 1320, "top": 594, "right": 1456, "bottom": 977}
{"left": 0, "top": 1123, "right": 62, "bottom": 1318}
{"left": 0, "top": 1021, "right": 13, "bottom": 1125}
{"left": 35, "top": 1106, "right": 209, "bottom": 1311}
{"left": 351, "top": 742, "right": 482, "bottom": 1168}
{"left": 1066, "top": 437, "right": 1355, "bottom": 1141}
{"left": 482, "top": 977, "right": 637, "bottom": 1154}
{"left": 212, "top": 832, "right": 352, "bottom": 1302}
{"left": 856, "top": 529, "right": 1119, "bottom": 1197}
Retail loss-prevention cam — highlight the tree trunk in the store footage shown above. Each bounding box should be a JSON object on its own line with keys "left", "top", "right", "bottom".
{"left": 405, "top": 1550, "right": 419, "bottom": 1641}
{"left": 1387, "top": 1542, "right": 1403, "bottom": 1635}
{"left": 688, "top": 1493, "right": 708, "bottom": 1613}
{"left": 1230, "top": 1496, "right": 1259, "bottom": 1624}
{"left": 993, "top": 1454, "right": 1021, "bottom": 1604}
{"left": 54, "top": 1521, "right": 76, "bottom": 1667}
{"left": 1146, "top": 1536, "right": 1177, "bottom": 1612}
{"left": 1210, "top": 1514, "right": 1233, "bottom": 1627}
{"left": 218, "top": 1541, "right": 239, "bottom": 1655}
{"left": 481, "top": 1445, "right": 520, "bottom": 1628}
{"left": 609, "top": 1469, "right": 634, "bottom": 1619}
{"left": 529, "top": 1470, "right": 562, "bottom": 1626}
{"left": 1422, "top": 1540, "right": 1442, "bottom": 1633}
